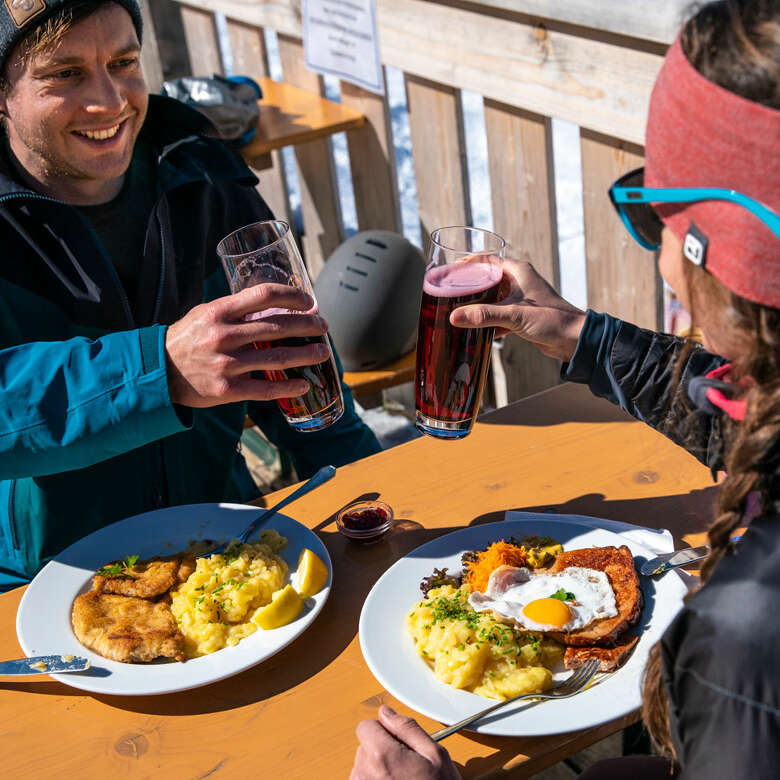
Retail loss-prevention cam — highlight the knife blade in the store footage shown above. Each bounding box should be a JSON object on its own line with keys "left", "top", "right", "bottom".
{"left": 0, "top": 655, "right": 90, "bottom": 675}
{"left": 641, "top": 536, "right": 742, "bottom": 576}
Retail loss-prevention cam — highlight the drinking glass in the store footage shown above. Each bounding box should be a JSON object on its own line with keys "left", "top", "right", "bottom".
{"left": 217, "top": 220, "right": 344, "bottom": 432}
{"left": 414, "top": 226, "right": 505, "bottom": 440}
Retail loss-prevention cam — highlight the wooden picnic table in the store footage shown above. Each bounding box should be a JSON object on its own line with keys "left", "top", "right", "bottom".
{"left": 240, "top": 77, "right": 365, "bottom": 170}
{"left": 0, "top": 383, "right": 716, "bottom": 778}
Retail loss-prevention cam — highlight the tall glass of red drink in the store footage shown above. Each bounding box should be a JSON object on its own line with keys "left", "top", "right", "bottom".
{"left": 217, "top": 220, "right": 344, "bottom": 432}
{"left": 415, "top": 226, "right": 505, "bottom": 440}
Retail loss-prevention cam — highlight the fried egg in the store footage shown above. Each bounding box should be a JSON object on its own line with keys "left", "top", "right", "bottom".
{"left": 467, "top": 565, "right": 617, "bottom": 632}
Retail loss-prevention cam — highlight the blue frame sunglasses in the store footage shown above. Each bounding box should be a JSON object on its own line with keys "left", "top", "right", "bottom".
{"left": 608, "top": 167, "right": 780, "bottom": 251}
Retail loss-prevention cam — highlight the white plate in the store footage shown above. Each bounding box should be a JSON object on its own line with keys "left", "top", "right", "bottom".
{"left": 359, "top": 517, "right": 686, "bottom": 736}
{"left": 16, "top": 503, "right": 331, "bottom": 696}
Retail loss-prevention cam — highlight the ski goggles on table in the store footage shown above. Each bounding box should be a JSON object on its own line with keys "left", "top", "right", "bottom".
{"left": 608, "top": 167, "right": 780, "bottom": 251}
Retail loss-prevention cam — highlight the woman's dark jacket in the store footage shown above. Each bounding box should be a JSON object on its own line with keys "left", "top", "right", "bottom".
{"left": 565, "top": 310, "right": 779, "bottom": 779}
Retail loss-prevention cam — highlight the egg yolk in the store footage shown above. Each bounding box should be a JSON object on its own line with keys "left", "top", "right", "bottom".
{"left": 522, "top": 598, "right": 572, "bottom": 627}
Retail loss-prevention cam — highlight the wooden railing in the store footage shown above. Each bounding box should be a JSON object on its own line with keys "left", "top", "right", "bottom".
{"left": 139, "top": 0, "right": 688, "bottom": 403}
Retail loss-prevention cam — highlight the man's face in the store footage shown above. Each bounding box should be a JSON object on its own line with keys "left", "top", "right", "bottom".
{"left": 0, "top": 2, "right": 148, "bottom": 204}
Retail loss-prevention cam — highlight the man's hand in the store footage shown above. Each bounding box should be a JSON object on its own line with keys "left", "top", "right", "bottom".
{"left": 350, "top": 706, "right": 461, "bottom": 780}
{"left": 450, "top": 259, "right": 586, "bottom": 363}
{"left": 165, "top": 283, "right": 330, "bottom": 407}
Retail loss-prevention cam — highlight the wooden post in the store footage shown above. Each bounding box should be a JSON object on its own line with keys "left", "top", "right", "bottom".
{"left": 147, "top": 0, "right": 191, "bottom": 81}
{"left": 580, "top": 129, "right": 662, "bottom": 330}
{"left": 138, "top": 0, "right": 164, "bottom": 93}
{"left": 277, "top": 35, "right": 344, "bottom": 280}
{"left": 404, "top": 74, "right": 470, "bottom": 254}
{"left": 226, "top": 20, "right": 293, "bottom": 228}
{"left": 340, "top": 75, "right": 401, "bottom": 234}
{"left": 484, "top": 100, "right": 562, "bottom": 401}
{"left": 179, "top": 4, "right": 223, "bottom": 76}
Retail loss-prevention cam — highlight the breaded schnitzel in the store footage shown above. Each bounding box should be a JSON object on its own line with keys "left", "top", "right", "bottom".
{"left": 72, "top": 591, "right": 185, "bottom": 663}
{"left": 93, "top": 554, "right": 196, "bottom": 598}
{"left": 563, "top": 634, "right": 639, "bottom": 671}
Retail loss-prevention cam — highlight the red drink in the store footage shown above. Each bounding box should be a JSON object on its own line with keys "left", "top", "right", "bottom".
{"left": 415, "top": 261, "right": 501, "bottom": 437}
{"left": 254, "top": 334, "right": 342, "bottom": 423}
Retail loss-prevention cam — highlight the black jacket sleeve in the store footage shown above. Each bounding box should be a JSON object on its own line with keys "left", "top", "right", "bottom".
{"left": 561, "top": 310, "right": 727, "bottom": 473}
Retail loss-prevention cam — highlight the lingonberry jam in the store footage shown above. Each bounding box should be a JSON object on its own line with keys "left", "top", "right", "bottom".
{"left": 337, "top": 500, "right": 394, "bottom": 543}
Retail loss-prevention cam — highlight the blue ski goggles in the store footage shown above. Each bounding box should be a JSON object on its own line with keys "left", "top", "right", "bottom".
{"left": 608, "top": 167, "right": 780, "bottom": 251}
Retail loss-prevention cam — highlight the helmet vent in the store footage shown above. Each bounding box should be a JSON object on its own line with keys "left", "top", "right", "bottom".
{"left": 365, "top": 238, "right": 387, "bottom": 249}
{"left": 347, "top": 265, "right": 368, "bottom": 277}
{"left": 339, "top": 281, "right": 359, "bottom": 292}
{"left": 355, "top": 252, "right": 377, "bottom": 263}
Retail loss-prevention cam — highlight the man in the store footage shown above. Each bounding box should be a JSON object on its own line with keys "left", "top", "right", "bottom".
{"left": 0, "top": 0, "right": 380, "bottom": 590}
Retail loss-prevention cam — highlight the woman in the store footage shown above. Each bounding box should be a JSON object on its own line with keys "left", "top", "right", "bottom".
{"left": 351, "top": 1, "right": 779, "bottom": 777}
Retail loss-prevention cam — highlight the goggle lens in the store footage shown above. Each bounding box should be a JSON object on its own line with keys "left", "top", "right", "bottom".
{"left": 614, "top": 169, "right": 664, "bottom": 248}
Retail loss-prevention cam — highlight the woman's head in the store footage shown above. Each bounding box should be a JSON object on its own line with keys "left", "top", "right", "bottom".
{"left": 645, "top": 0, "right": 779, "bottom": 335}
{"left": 643, "top": 0, "right": 780, "bottom": 762}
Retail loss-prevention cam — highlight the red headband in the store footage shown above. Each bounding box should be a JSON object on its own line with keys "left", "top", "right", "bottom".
{"left": 645, "top": 37, "right": 780, "bottom": 309}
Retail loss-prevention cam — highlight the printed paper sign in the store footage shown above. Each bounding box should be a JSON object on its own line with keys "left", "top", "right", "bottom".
{"left": 303, "top": 0, "right": 384, "bottom": 94}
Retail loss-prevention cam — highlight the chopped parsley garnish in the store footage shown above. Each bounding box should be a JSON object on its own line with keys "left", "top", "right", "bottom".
{"left": 96, "top": 554, "right": 139, "bottom": 578}
{"left": 550, "top": 588, "right": 576, "bottom": 602}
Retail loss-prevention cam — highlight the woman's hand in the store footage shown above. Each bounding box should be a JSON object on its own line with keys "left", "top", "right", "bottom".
{"left": 350, "top": 706, "right": 462, "bottom": 780}
{"left": 450, "top": 259, "right": 586, "bottom": 363}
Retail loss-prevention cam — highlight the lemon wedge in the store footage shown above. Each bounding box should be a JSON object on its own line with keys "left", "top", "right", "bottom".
{"left": 251, "top": 585, "right": 303, "bottom": 630}
{"left": 295, "top": 548, "right": 329, "bottom": 597}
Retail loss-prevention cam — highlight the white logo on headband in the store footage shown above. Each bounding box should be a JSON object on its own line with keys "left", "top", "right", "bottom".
{"left": 684, "top": 223, "right": 709, "bottom": 268}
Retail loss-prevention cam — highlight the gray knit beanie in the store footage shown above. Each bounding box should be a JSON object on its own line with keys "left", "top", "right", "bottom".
{"left": 0, "top": 0, "right": 143, "bottom": 75}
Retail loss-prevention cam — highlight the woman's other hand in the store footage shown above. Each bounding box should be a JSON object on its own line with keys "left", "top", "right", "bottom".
{"left": 350, "top": 705, "right": 462, "bottom": 780}
{"left": 450, "top": 259, "right": 586, "bottom": 363}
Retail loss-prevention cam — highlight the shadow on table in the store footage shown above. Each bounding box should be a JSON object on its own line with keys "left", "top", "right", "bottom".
{"left": 470, "top": 487, "right": 719, "bottom": 547}
{"left": 481, "top": 384, "right": 634, "bottom": 427}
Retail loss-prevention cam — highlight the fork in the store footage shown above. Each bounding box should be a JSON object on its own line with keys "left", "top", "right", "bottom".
{"left": 429, "top": 659, "right": 601, "bottom": 741}
{"left": 196, "top": 465, "right": 336, "bottom": 559}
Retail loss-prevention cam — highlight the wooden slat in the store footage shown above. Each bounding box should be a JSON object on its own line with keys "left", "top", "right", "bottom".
{"left": 226, "top": 20, "right": 293, "bottom": 227}
{"left": 456, "top": 0, "right": 688, "bottom": 45}
{"left": 138, "top": 0, "right": 165, "bottom": 93}
{"left": 580, "top": 129, "right": 662, "bottom": 329}
{"left": 276, "top": 35, "right": 344, "bottom": 280}
{"left": 484, "top": 100, "right": 562, "bottom": 400}
{"left": 340, "top": 75, "right": 402, "bottom": 233}
{"left": 179, "top": 3, "right": 223, "bottom": 76}
{"left": 148, "top": 0, "right": 192, "bottom": 80}
{"left": 178, "top": 0, "right": 667, "bottom": 145}
{"left": 405, "top": 74, "right": 470, "bottom": 254}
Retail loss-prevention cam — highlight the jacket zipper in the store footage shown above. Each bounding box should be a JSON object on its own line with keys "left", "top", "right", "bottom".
{"left": 7, "top": 480, "right": 19, "bottom": 550}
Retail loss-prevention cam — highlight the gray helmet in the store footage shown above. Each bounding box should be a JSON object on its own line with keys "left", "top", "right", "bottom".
{"left": 314, "top": 231, "right": 425, "bottom": 371}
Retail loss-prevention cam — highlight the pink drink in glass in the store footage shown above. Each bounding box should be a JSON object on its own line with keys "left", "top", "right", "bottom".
{"left": 415, "top": 260, "right": 502, "bottom": 438}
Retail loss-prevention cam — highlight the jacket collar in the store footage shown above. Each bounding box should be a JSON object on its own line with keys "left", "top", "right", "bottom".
{"left": 0, "top": 94, "right": 256, "bottom": 200}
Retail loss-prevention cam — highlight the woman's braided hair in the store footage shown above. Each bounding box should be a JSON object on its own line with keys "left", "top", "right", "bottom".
{"left": 642, "top": 0, "right": 780, "bottom": 760}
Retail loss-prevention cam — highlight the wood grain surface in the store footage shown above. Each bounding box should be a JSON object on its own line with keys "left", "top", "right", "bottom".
{"left": 175, "top": 0, "right": 667, "bottom": 144}
{"left": 0, "top": 384, "right": 716, "bottom": 779}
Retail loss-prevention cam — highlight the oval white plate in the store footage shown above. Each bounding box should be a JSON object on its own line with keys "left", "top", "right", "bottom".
{"left": 16, "top": 503, "right": 331, "bottom": 696}
{"left": 359, "top": 517, "right": 686, "bottom": 737}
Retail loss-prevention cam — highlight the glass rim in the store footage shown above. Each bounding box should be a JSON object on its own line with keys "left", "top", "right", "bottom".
{"left": 216, "top": 219, "right": 292, "bottom": 260}
{"left": 429, "top": 225, "right": 506, "bottom": 255}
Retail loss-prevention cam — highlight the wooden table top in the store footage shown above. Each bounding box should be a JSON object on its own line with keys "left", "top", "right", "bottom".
{"left": 240, "top": 77, "right": 365, "bottom": 169}
{"left": 0, "top": 383, "right": 717, "bottom": 779}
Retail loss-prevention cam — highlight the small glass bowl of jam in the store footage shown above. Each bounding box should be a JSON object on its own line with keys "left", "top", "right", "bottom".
{"left": 336, "top": 500, "right": 394, "bottom": 544}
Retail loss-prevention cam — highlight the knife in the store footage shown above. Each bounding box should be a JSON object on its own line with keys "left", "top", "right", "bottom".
{"left": 640, "top": 536, "right": 742, "bottom": 576}
{"left": 0, "top": 655, "right": 90, "bottom": 675}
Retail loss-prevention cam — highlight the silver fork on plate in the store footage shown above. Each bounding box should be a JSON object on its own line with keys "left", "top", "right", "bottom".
{"left": 429, "top": 659, "right": 601, "bottom": 742}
